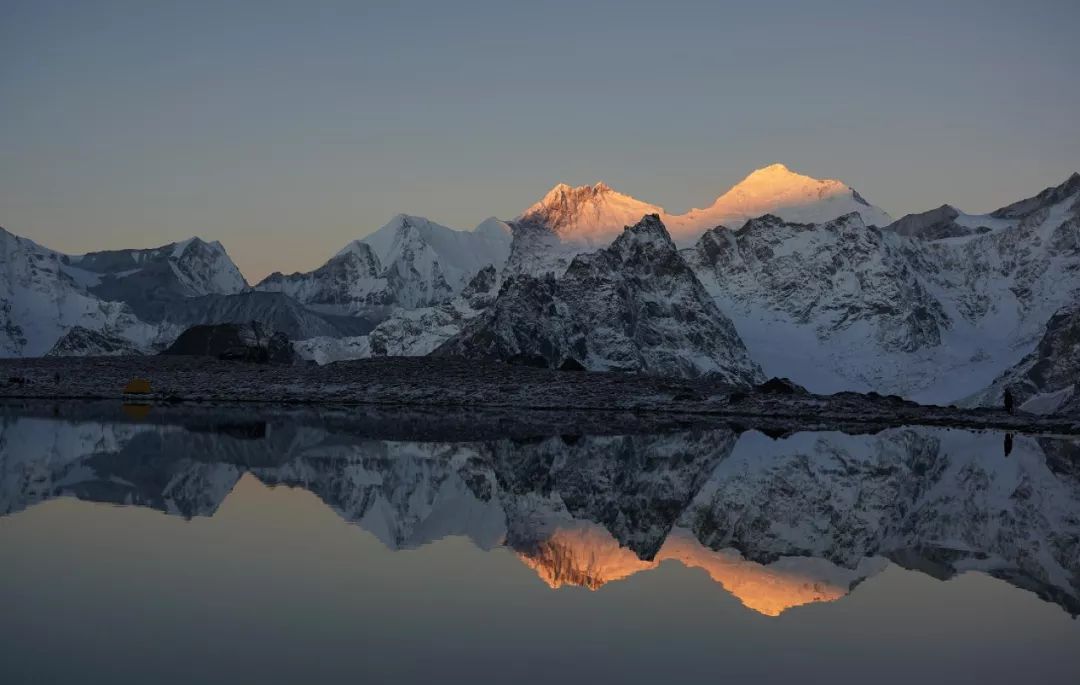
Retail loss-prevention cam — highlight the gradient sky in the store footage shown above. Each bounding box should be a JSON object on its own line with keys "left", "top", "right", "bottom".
{"left": 2, "top": 0, "right": 1077, "bottom": 282}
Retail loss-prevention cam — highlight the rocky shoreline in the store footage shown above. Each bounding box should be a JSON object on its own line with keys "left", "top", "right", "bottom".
{"left": 1, "top": 355, "right": 1077, "bottom": 435}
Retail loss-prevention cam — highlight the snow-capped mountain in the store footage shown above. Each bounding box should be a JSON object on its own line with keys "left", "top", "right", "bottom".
{"left": 437, "top": 215, "right": 764, "bottom": 384}
{"left": 517, "top": 182, "right": 665, "bottom": 248}
{"left": 685, "top": 212, "right": 953, "bottom": 396}
{"left": 364, "top": 214, "right": 512, "bottom": 296}
{"left": 504, "top": 164, "right": 892, "bottom": 276}
{"left": 0, "top": 227, "right": 156, "bottom": 357}
{"left": 258, "top": 214, "right": 511, "bottom": 315}
{"left": 66, "top": 237, "right": 248, "bottom": 321}
{"left": 685, "top": 173, "right": 1080, "bottom": 401}
{"left": 967, "top": 306, "right": 1080, "bottom": 414}
{"left": 0, "top": 226, "right": 370, "bottom": 357}
{"left": 671, "top": 163, "right": 893, "bottom": 237}
{"left": 255, "top": 241, "right": 393, "bottom": 315}
{"left": 294, "top": 265, "right": 501, "bottom": 365}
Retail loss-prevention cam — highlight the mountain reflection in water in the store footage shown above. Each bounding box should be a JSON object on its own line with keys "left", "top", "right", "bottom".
{"left": 2, "top": 407, "right": 1079, "bottom": 620}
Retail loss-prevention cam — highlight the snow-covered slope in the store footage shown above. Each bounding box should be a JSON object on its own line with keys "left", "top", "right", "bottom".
{"left": 685, "top": 212, "right": 953, "bottom": 396}
{"left": 0, "top": 227, "right": 156, "bottom": 357}
{"left": 438, "top": 215, "right": 764, "bottom": 384}
{"left": 967, "top": 306, "right": 1080, "bottom": 414}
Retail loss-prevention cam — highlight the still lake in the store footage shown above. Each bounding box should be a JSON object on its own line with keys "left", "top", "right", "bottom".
{"left": 1, "top": 405, "right": 1077, "bottom": 684}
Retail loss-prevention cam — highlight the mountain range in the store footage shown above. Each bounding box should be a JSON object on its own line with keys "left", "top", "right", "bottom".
{"left": 3, "top": 164, "right": 1079, "bottom": 408}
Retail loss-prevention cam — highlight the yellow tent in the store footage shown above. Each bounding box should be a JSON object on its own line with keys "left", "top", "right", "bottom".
{"left": 123, "top": 378, "right": 152, "bottom": 395}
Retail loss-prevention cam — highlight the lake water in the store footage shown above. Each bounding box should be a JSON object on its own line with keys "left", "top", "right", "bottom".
{"left": 1, "top": 405, "right": 1078, "bottom": 684}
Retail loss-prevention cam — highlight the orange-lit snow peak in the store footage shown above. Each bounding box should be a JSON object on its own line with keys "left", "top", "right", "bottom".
{"left": 669, "top": 162, "right": 891, "bottom": 236}
{"left": 515, "top": 164, "right": 892, "bottom": 249}
{"left": 519, "top": 182, "right": 665, "bottom": 246}
{"left": 516, "top": 526, "right": 654, "bottom": 590}
{"left": 515, "top": 525, "right": 882, "bottom": 617}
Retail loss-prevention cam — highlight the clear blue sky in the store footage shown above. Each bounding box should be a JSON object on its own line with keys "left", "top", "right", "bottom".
{"left": 2, "top": 0, "right": 1077, "bottom": 281}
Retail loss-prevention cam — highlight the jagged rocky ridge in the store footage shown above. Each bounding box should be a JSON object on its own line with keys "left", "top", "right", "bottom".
{"left": 3, "top": 411, "right": 1078, "bottom": 617}
{"left": 436, "top": 215, "right": 764, "bottom": 384}
{"left": 46, "top": 326, "right": 144, "bottom": 357}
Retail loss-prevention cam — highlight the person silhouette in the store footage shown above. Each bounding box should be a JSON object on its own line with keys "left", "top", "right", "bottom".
{"left": 1004, "top": 388, "right": 1015, "bottom": 415}
{"left": 1003, "top": 433, "right": 1014, "bottom": 457}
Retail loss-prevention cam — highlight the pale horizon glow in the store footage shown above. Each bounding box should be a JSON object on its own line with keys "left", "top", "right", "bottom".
{"left": 2, "top": 0, "right": 1077, "bottom": 281}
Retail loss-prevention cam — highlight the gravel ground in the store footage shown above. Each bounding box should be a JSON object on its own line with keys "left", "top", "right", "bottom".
{"left": 1, "top": 355, "right": 1077, "bottom": 435}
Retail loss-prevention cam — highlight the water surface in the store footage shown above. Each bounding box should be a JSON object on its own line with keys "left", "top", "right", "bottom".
{"left": 1, "top": 407, "right": 1078, "bottom": 684}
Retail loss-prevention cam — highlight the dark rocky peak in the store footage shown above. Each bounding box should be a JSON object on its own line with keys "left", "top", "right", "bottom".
{"left": 734, "top": 213, "right": 812, "bottom": 236}
{"left": 991, "top": 172, "right": 1080, "bottom": 220}
{"left": 885, "top": 204, "right": 992, "bottom": 240}
{"left": 461, "top": 264, "right": 498, "bottom": 299}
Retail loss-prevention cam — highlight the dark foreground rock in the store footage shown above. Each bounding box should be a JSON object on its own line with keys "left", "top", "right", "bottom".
{"left": 161, "top": 322, "right": 294, "bottom": 364}
{"left": 0, "top": 355, "right": 1077, "bottom": 434}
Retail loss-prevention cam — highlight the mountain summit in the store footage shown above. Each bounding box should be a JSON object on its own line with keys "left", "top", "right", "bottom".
{"left": 517, "top": 182, "right": 664, "bottom": 247}
{"left": 673, "top": 163, "right": 892, "bottom": 235}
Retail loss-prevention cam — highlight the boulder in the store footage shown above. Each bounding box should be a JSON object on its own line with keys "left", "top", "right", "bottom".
{"left": 161, "top": 322, "right": 295, "bottom": 365}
